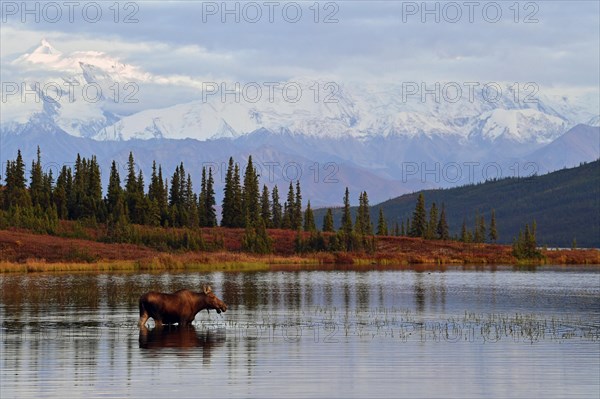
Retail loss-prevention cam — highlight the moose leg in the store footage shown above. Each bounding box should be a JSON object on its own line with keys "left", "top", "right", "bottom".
{"left": 139, "top": 301, "right": 150, "bottom": 328}
{"left": 138, "top": 314, "right": 149, "bottom": 328}
{"left": 180, "top": 317, "right": 195, "bottom": 326}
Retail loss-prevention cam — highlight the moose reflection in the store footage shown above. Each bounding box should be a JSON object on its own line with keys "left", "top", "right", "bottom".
{"left": 139, "top": 324, "right": 226, "bottom": 350}
{"left": 138, "top": 286, "right": 227, "bottom": 328}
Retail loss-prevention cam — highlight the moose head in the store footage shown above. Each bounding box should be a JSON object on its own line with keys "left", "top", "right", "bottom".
{"left": 201, "top": 285, "right": 227, "bottom": 314}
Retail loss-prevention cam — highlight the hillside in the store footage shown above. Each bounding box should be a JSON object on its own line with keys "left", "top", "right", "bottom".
{"left": 316, "top": 160, "right": 600, "bottom": 248}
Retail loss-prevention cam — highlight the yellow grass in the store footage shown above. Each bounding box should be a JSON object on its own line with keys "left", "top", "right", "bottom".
{"left": 1, "top": 249, "right": 597, "bottom": 274}
{"left": 0, "top": 252, "right": 334, "bottom": 273}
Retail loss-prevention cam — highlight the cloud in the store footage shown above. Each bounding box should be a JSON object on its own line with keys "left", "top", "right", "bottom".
{"left": 0, "top": 1, "right": 598, "bottom": 89}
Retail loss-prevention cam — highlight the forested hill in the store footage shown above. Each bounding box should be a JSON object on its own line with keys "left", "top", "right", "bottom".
{"left": 317, "top": 160, "right": 600, "bottom": 248}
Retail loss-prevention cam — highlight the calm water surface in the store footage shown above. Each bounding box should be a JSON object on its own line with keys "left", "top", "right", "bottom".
{"left": 1, "top": 265, "right": 599, "bottom": 398}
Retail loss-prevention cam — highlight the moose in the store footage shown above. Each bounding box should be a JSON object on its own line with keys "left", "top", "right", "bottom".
{"left": 138, "top": 285, "right": 227, "bottom": 328}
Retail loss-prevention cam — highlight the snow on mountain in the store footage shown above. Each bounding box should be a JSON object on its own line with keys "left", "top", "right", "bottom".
{"left": 469, "top": 108, "right": 567, "bottom": 144}
{"left": 3, "top": 40, "right": 599, "bottom": 146}
{"left": 587, "top": 115, "right": 600, "bottom": 127}
{"left": 99, "top": 80, "right": 576, "bottom": 144}
{"left": 2, "top": 40, "right": 154, "bottom": 138}
{"left": 14, "top": 38, "right": 151, "bottom": 82}
{"left": 94, "top": 101, "right": 241, "bottom": 141}
{"left": 2, "top": 39, "right": 600, "bottom": 190}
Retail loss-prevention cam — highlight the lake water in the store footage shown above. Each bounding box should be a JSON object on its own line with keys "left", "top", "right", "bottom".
{"left": 1, "top": 265, "right": 599, "bottom": 398}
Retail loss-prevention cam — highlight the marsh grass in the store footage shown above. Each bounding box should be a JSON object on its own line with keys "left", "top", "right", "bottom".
{"left": 0, "top": 251, "right": 336, "bottom": 273}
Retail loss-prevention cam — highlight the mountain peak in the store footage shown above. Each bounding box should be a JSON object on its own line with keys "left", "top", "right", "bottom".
{"left": 35, "top": 38, "right": 61, "bottom": 55}
{"left": 16, "top": 38, "right": 63, "bottom": 67}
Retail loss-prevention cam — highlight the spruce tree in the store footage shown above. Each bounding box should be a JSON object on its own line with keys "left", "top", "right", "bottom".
{"left": 205, "top": 168, "right": 217, "bottom": 227}
{"left": 530, "top": 220, "right": 537, "bottom": 253}
{"left": 427, "top": 202, "right": 438, "bottom": 239}
{"left": 29, "top": 146, "right": 44, "bottom": 207}
{"left": 178, "top": 162, "right": 187, "bottom": 206}
{"left": 123, "top": 153, "right": 146, "bottom": 224}
{"left": 148, "top": 161, "right": 160, "bottom": 202}
{"left": 168, "top": 163, "right": 190, "bottom": 227}
{"left": 283, "top": 182, "right": 295, "bottom": 229}
{"left": 322, "top": 208, "right": 334, "bottom": 232}
{"left": 169, "top": 165, "right": 181, "bottom": 224}
{"left": 460, "top": 218, "right": 469, "bottom": 242}
{"left": 260, "top": 185, "right": 272, "bottom": 227}
{"left": 185, "top": 174, "right": 198, "bottom": 227}
{"left": 232, "top": 163, "right": 244, "bottom": 227}
{"left": 158, "top": 166, "right": 169, "bottom": 226}
{"left": 69, "top": 153, "right": 85, "bottom": 219}
{"left": 356, "top": 191, "right": 372, "bottom": 235}
{"left": 133, "top": 169, "right": 148, "bottom": 224}
{"left": 242, "top": 156, "right": 260, "bottom": 226}
{"left": 489, "top": 209, "right": 498, "bottom": 242}
{"left": 294, "top": 181, "right": 303, "bottom": 230}
{"left": 147, "top": 196, "right": 161, "bottom": 227}
{"left": 221, "top": 158, "right": 235, "bottom": 227}
{"left": 13, "top": 150, "right": 27, "bottom": 189}
{"left": 148, "top": 161, "right": 165, "bottom": 226}
{"left": 271, "top": 185, "right": 282, "bottom": 228}
{"left": 106, "top": 189, "right": 130, "bottom": 242}
{"left": 410, "top": 193, "right": 427, "bottom": 238}
{"left": 303, "top": 200, "right": 316, "bottom": 232}
{"left": 512, "top": 220, "right": 540, "bottom": 259}
{"left": 105, "top": 159, "right": 130, "bottom": 232}
{"left": 4, "top": 150, "right": 31, "bottom": 209}
{"left": 341, "top": 187, "right": 353, "bottom": 235}
{"left": 242, "top": 218, "right": 273, "bottom": 254}
{"left": 54, "top": 166, "right": 71, "bottom": 219}
{"left": 106, "top": 161, "right": 123, "bottom": 217}
{"left": 125, "top": 152, "right": 138, "bottom": 219}
{"left": 198, "top": 167, "right": 207, "bottom": 227}
{"left": 41, "top": 169, "right": 53, "bottom": 211}
{"left": 437, "top": 203, "right": 450, "bottom": 240}
{"left": 136, "top": 169, "right": 145, "bottom": 197}
{"left": 354, "top": 192, "right": 364, "bottom": 235}
{"left": 474, "top": 213, "right": 486, "bottom": 243}
{"left": 376, "top": 208, "right": 388, "bottom": 236}
{"left": 69, "top": 155, "right": 102, "bottom": 220}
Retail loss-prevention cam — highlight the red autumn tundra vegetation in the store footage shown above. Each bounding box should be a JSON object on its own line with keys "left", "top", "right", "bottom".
{"left": 0, "top": 222, "right": 597, "bottom": 271}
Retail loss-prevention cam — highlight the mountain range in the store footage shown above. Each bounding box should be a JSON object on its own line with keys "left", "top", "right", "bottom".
{"left": 1, "top": 40, "right": 599, "bottom": 206}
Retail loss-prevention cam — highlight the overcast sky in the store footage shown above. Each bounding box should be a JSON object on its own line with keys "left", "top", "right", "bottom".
{"left": 1, "top": 1, "right": 599, "bottom": 90}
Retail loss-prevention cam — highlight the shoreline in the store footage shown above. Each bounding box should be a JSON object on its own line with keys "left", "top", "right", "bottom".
{"left": 1, "top": 251, "right": 598, "bottom": 274}
{"left": 1, "top": 229, "right": 598, "bottom": 273}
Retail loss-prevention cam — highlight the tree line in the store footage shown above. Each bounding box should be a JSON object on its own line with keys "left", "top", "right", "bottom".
{"left": 2, "top": 148, "right": 540, "bottom": 256}
{"left": 396, "top": 192, "right": 499, "bottom": 243}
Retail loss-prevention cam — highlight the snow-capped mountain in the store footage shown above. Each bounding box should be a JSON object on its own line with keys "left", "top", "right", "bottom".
{"left": 15, "top": 39, "right": 151, "bottom": 81}
{"left": 94, "top": 80, "right": 590, "bottom": 145}
{"left": 2, "top": 40, "right": 599, "bottom": 205}
{"left": 4, "top": 40, "right": 598, "bottom": 144}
